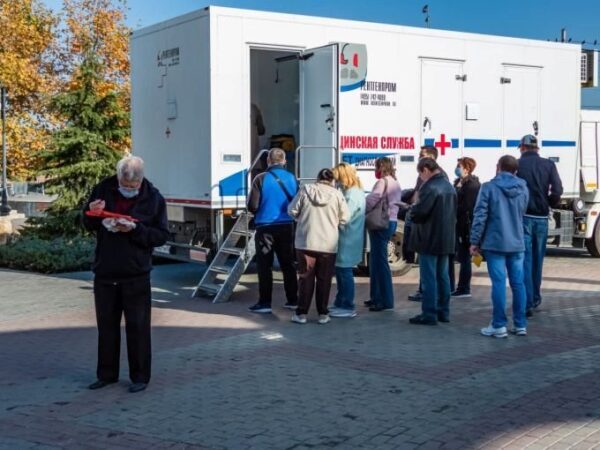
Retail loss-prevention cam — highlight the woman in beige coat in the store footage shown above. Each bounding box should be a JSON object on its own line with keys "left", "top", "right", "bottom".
{"left": 288, "top": 169, "right": 350, "bottom": 324}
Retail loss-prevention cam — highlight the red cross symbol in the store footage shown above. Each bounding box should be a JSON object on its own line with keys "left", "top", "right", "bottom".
{"left": 435, "top": 134, "right": 452, "bottom": 156}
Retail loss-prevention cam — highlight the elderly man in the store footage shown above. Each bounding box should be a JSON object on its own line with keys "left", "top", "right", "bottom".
{"left": 247, "top": 148, "right": 299, "bottom": 313}
{"left": 517, "top": 135, "right": 563, "bottom": 317}
{"left": 83, "top": 156, "right": 169, "bottom": 393}
{"left": 407, "top": 158, "right": 457, "bottom": 325}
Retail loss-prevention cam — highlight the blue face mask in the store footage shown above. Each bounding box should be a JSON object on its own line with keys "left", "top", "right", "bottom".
{"left": 119, "top": 187, "right": 139, "bottom": 198}
{"left": 454, "top": 167, "right": 463, "bottom": 178}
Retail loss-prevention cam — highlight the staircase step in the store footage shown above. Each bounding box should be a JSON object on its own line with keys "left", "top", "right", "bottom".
{"left": 197, "top": 282, "right": 222, "bottom": 294}
{"left": 220, "top": 247, "right": 244, "bottom": 256}
{"left": 209, "top": 264, "right": 232, "bottom": 274}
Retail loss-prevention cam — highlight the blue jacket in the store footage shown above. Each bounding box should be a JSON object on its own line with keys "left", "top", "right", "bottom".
{"left": 247, "top": 165, "right": 298, "bottom": 227}
{"left": 517, "top": 151, "right": 563, "bottom": 217}
{"left": 336, "top": 187, "right": 366, "bottom": 268}
{"left": 470, "top": 172, "right": 529, "bottom": 253}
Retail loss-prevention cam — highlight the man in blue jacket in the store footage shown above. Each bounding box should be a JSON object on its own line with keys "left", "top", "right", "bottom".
{"left": 470, "top": 155, "right": 529, "bottom": 338}
{"left": 247, "top": 148, "right": 299, "bottom": 313}
{"left": 517, "top": 135, "right": 563, "bottom": 317}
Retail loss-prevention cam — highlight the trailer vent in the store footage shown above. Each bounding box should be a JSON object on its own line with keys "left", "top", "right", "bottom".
{"left": 582, "top": 50, "right": 598, "bottom": 88}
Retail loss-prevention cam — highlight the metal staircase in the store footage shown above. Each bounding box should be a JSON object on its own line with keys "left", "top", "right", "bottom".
{"left": 191, "top": 149, "right": 268, "bottom": 302}
{"left": 191, "top": 211, "right": 256, "bottom": 302}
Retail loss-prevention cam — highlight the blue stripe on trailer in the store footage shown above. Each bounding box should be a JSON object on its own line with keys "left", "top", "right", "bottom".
{"left": 506, "top": 140, "right": 521, "bottom": 147}
{"left": 424, "top": 139, "right": 434, "bottom": 146}
{"left": 451, "top": 139, "right": 459, "bottom": 148}
{"left": 464, "top": 139, "right": 502, "bottom": 148}
{"left": 541, "top": 140, "right": 576, "bottom": 147}
{"left": 219, "top": 169, "right": 248, "bottom": 197}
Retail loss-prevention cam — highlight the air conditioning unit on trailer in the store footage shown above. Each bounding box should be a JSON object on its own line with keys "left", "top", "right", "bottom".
{"left": 581, "top": 50, "right": 598, "bottom": 88}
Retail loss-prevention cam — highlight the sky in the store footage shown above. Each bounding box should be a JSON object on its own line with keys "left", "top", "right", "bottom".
{"left": 43, "top": 0, "right": 600, "bottom": 106}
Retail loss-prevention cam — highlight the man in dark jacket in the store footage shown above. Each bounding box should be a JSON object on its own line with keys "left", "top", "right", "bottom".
{"left": 247, "top": 148, "right": 299, "bottom": 314}
{"left": 517, "top": 135, "right": 563, "bottom": 317}
{"left": 471, "top": 155, "right": 529, "bottom": 338}
{"left": 408, "top": 158, "right": 457, "bottom": 325}
{"left": 83, "top": 156, "right": 169, "bottom": 393}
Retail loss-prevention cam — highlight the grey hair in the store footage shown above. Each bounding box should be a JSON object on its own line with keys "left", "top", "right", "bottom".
{"left": 117, "top": 156, "right": 145, "bottom": 182}
{"left": 268, "top": 147, "right": 286, "bottom": 165}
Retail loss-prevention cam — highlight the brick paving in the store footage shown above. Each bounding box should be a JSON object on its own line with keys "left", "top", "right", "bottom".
{"left": 0, "top": 250, "right": 599, "bottom": 449}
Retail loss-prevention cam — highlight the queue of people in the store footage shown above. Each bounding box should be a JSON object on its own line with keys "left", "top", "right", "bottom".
{"left": 82, "top": 134, "right": 562, "bottom": 392}
{"left": 246, "top": 136, "right": 563, "bottom": 337}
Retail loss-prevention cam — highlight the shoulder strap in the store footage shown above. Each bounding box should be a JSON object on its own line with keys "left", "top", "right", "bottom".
{"left": 268, "top": 169, "right": 294, "bottom": 202}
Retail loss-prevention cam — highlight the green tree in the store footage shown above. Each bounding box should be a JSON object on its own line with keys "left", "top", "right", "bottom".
{"left": 29, "top": 52, "right": 129, "bottom": 238}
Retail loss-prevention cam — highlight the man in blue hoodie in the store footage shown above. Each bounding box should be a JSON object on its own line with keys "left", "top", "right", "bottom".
{"left": 247, "top": 148, "right": 299, "bottom": 313}
{"left": 470, "top": 155, "right": 529, "bottom": 338}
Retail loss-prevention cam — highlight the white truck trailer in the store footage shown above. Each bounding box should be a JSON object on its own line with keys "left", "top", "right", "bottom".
{"left": 131, "top": 6, "right": 600, "bottom": 282}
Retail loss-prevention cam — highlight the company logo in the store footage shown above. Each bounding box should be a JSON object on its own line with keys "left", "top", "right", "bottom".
{"left": 339, "top": 43, "right": 367, "bottom": 92}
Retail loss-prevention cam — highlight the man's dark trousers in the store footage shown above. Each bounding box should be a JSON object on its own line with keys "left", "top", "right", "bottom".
{"left": 94, "top": 276, "right": 152, "bottom": 384}
{"left": 255, "top": 223, "right": 298, "bottom": 306}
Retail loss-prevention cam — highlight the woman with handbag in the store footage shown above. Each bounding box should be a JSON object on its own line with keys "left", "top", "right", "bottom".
{"left": 364, "top": 157, "right": 402, "bottom": 312}
{"left": 288, "top": 169, "right": 350, "bottom": 324}
{"left": 330, "top": 163, "right": 366, "bottom": 318}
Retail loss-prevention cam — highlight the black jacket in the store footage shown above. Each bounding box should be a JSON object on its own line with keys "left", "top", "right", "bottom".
{"left": 408, "top": 173, "right": 457, "bottom": 255}
{"left": 517, "top": 151, "right": 563, "bottom": 217}
{"left": 454, "top": 175, "right": 481, "bottom": 245}
{"left": 83, "top": 175, "right": 169, "bottom": 281}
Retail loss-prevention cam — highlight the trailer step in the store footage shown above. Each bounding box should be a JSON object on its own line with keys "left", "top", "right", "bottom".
{"left": 192, "top": 211, "right": 256, "bottom": 302}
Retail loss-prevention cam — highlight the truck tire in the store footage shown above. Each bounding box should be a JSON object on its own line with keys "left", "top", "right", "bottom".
{"left": 358, "top": 221, "right": 412, "bottom": 277}
{"left": 585, "top": 218, "right": 600, "bottom": 257}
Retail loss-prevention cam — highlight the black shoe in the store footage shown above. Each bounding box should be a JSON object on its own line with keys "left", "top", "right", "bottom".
{"left": 408, "top": 292, "right": 423, "bottom": 302}
{"left": 450, "top": 290, "right": 472, "bottom": 299}
{"left": 526, "top": 309, "right": 533, "bottom": 318}
{"left": 369, "top": 305, "right": 394, "bottom": 312}
{"left": 363, "top": 300, "right": 374, "bottom": 307}
{"left": 88, "top": 380, "right": 117, "bottom": 390}
{"left": 437, "top": 314, "right": 450, "bottom": 323}
{"left": 248, "top": 303, "right": 272, "bottom": 314}
{"left": 409, "top": 314, "right": 437, "bottom": 325}
{"left": 129, "top": 382, "right": 147, "bottom": 393}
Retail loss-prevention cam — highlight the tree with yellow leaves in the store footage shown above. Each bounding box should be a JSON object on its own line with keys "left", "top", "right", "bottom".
{"left": 0, "top": 0, "right": 59, "bottom": 180}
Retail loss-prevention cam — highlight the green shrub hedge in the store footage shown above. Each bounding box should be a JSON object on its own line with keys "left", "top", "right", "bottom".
{"left": 0, "top": 236, "right": 94, "bottom": 273}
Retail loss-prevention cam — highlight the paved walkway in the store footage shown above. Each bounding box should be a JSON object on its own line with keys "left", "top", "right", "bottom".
{"left": 0, "top": 250, "right": 599, "bottom": 449}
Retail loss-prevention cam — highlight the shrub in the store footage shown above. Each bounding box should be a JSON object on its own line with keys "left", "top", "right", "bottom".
{"left": 0, "top": 236, "right": 94, "bottom": 273}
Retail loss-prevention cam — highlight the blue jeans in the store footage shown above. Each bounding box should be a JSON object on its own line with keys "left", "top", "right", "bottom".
{"left": 368, "top": 221, "right": 397, "bottom": 309}
{"left": 334, "top": 267, "right": 355, "bottom": 310}
{"left": 523, "top": 216, "right": 548, "bottom": 310}
{"left": 484, "top": 251, "right": 527, "bottom": 329}
{"left": 419, "top": 253, "right": 450, "bottom": 321}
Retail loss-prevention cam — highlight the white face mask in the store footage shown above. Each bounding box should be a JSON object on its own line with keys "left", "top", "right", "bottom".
{"left": 118, "top": 186, "right": 139, "bottom": 198}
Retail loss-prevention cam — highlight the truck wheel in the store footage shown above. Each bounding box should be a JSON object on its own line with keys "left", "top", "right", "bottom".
{"left": 388, "top": 224, "right": 412, "bottom": 276}
{"left": 585, "top": 218, "right": 600, "bottom": 257}
{"left": 358, "top": 221, "right": 412, "bottom": 277}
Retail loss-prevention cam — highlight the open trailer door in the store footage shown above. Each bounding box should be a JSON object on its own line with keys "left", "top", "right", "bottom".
{"left": 297, "top": 44, "right": 339, "bottom": 182}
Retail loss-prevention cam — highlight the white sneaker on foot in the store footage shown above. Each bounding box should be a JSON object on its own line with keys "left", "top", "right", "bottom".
{"left": 330, "top": 309, "right": 357, "bottom": 318}
{"left": 318, "top": 314, "right": 331, "bottom": 324}
{"left": 291, "top": 314, "right": 307, "bottom": 324}
{"left": 511, "top": 327, "right": 527, "bottom": 336}
{"left": 480, "top": 324, "right": 508, "bottom": 338}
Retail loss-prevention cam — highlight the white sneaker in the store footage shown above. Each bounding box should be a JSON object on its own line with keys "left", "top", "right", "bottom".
{"left": 330, "top": 309, "right": 357, "bottom": 318}
{"left": 480, "top": 324, "right": 508, "bottom": 338}
{"left": 318, "top": 314, "right": 331, "bottom": 324}
{"left": 511, "top": 327, "right": 527, "bottom": 336}
{"left": 291, "top": 314, "right": 307, "bottom": 324}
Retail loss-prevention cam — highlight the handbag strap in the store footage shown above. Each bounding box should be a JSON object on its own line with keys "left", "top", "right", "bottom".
{"left": 267, "top": 169, "right": 294, "bottom": 202}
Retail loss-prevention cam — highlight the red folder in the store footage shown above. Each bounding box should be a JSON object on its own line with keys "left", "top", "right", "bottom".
{"left": 85, "top": 209, "right": 138, "bottom": 222}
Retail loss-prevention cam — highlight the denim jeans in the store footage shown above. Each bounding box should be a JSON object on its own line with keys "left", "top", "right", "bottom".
{"left": 419, "top": 253, "right": 450, "bottom": 321}
{"left": 484, "top": 251, "right": 527, "bottom": 329}
{"left": 334, "top": 267, "right": 355, "bottom": 310}
{"left": 368, "top": 221, "right": 397, "bottom": 309}
{"left": 523, "top": 216, "right": 549, "bottom": 310}
{"left": 449, "top": 243, "right": 472, "bottom": 293}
